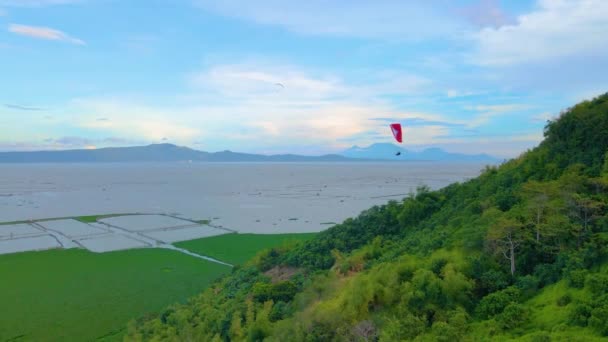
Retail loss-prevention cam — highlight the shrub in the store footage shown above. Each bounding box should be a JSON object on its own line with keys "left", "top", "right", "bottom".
{"left": 479, "top": 269, "right": 510, "bottom": 294}
{"left": 252, "top": 281, "right": 298, "bottom": 303}
{"left": 557, "top": 294, "right": 572, "bottom": 307}
{"left": 477, "top": 287, "right": 521, "bottom": 319}
{"left": 497, "top": 303, "right": 529, "bottom": 330}
{"left": 568, "top": 269, "right": 588, "bottom": 288}
{"left": 585, "top": 274, "right": 608, "bottom": 295}
{"left": 516, "top": 275, "right": 539, "bottom": 298}
{"left": 568, "top": 302, "right": 592, "bottom": 327}
{"left": 589, "top": 304, "right": 608, "bottom": 336}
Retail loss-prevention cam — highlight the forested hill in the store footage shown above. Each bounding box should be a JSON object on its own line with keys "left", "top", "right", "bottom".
{"left": 126, "top": 93, "right": 608, "bottom": 341}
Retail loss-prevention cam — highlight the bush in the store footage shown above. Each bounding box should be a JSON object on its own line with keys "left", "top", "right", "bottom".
{"left": 568, "top": 269, "right": 588, "bottom": 288}
{"left": 477, "top": 287, "right": 521, "bottom": 319}
{"left": 589, "top": 304, "right": 608, "bottom": 336}
{"left": 568, "top": 302, "right": 592, "bottom": 326}
{"left": 557, "top": 294, "right": 572, "bottom": 307}
{"left": 430, "top": 321, "right": 460, "bottom": 342}
{"left": 497, "top": 303, "right": 529, "bottom": 330}
{"left": 268, "top": 301, "right": 288, "bottom": 322}
{"left": 534, "top": 263, "right": 562, "bottom": 287}
{"left": 523, "top": 331, "right": 552, "bottom": 342}
{"left": 379, "top": 314, "right": 425, "bottom": 341}
{"left": 252, "top": 281, "right": 298, "bottom": 303}
{"left": 585, "top": 274, "right": 608, "bottom": 295}
{"left": 479, "top": 269, "right": 510, "bottom": 294}
{"left": 516, "top": 275, "right": 539, "bottom": 298}
{"left": 431, "top": 258, "right": 448, "bottom": 276}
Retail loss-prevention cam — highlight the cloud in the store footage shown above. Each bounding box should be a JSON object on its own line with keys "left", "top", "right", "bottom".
{"left": 8, "top": 24, "right": 85, "bottom": 45}
{"left": 194, "top": 0, "right": 462, "bottom": 40}
{"left": 77, "top": 112, "right": 200, "bottom": 143}
{"left": 0, "top": 136, "right": 135, "bottom": 152}
{"left": 531, "top": 112, "right": 556, "bottom": 123}
{"left": 464, "top": 104, "right": 533, "bottom": 127}
{"left": 4, "top": 103, "right": 45, "bottom": 111}
{"left": 52, "top": 136, "right": 93, "bottom": 147}
{"left": 459, "top": 0, "right": 512, "bottom": 28}
{"left": 370, "top": 117, "right": 465, "bottom": 128}
{"left": 190, "top": 62, "right": 346, "bottom": 102}
{"left": 61, "top": 61, "right": 451, "bottom": 152}
{"left": 473, "top": 0, "right": 608, "bottom": 65}
{"left": 446, "top": 89, "right": 480, "bottom": 98}
{"left": 9, "top": 59, "right": 539, "bottom": 157}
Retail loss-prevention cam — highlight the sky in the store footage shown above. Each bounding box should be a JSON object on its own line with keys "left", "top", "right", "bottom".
{"left": 0, "top": 0, "right": 607, "bottom": 157}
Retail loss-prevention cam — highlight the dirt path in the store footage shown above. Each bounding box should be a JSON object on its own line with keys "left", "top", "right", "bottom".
{"left": 95, "top": 220, "right": 234, "bottom": 267}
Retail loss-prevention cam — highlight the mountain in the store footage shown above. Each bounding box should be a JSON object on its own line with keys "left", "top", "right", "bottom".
{"left": 127, "top": 93, "right": 608, "bottom": 341}
{"left": 0, "top": 143, "right": 353, "bottom": 163}
{"left": 342, "top": 143, "right": 499, "bottom": 162}
{"left": 0, "top": 142, "right": 499, "bottom": 163}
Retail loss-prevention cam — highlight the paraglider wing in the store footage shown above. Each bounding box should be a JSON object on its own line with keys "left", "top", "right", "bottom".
{"left": 390, "top": 123, "right": 403, "bottom": 143}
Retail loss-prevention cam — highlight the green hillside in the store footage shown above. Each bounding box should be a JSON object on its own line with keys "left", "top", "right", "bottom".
{"left": 126, "top": 93, "right": 608, "bottom": 341}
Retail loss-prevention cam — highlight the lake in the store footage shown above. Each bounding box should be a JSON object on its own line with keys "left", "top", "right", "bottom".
{"left": 0, "top": 162, "right": 487, "bottom": 233}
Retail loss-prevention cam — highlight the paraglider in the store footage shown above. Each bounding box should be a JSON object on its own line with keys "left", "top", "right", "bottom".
{"left": 390, "top": 123, "right": 402, "bottom": 143}
{"left": 390, "top": 123, "right": 403, "bottom": 156}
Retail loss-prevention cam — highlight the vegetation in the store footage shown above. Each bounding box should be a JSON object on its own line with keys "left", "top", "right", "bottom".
{"left": 75, "top": 213, "right": 136, "bottom": 223}
{"left": 126, "top": 93, "right": 608, "bottom": 341}
{"left": 0, "top": 248, "right": 229, "bottom": 342}
{"left": 175, "top": 233, "right": 317, "bottom": 265}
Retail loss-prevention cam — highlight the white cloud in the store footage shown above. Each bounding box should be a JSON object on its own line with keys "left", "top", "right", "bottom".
{"left": 71, "top": 99, "right": 201, "bottom": 142}
{"left": 194, "top": 0, "right": 462, "bottom": 40}
{"left": 465, "top": 104, "right": 532, "bottom": 127}
{"left": 531, "top": 112, "right": 555, "bottom": 123}
{"left": 60, "top": 62, "right": 452, "bottom": 152}
{"left": 8, "top": 24, "right": 85, "bottom": 45}
{"left": 8, "top": 59, "right": 538, "bottom": 156}
{"left": 473, "top": 0, "right": 608, "bottom": 65}
{"left": 446, "top": 89, "right": 480, "bottom": 98}
{"left": 190, "top": 62, "right": 346, "bottom": 102}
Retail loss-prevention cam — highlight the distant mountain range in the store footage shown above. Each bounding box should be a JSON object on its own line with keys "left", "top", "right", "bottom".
{"left": 0, "top": 143, "right": 499, "bottom": 163}
{"left": 341, "top": 143, "right": 499, "bottom": 162}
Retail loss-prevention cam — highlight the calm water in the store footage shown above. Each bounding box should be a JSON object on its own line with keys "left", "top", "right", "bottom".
{"left": 0, "top": 162, "right": 487, "bottom": 233}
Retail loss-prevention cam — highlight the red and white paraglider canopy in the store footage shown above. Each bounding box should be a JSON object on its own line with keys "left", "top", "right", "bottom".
{"left": 390, "top": 123, "right": 403, "bottom": 143}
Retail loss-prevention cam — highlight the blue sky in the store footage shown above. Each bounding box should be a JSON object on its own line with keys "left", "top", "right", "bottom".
{"left": 1, "top": 0, "right": 607, "bottom": 157}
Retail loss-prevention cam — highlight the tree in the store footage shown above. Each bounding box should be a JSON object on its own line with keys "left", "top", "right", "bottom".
{"left": 521, "top": 181, "right": 553, "bottom": 242}
{"left": 565, "top": 193, "right": 604, "bottom": 247}
{"left": 351, "top": 320, "right": 377, "bottom": 342}
{"left": 230, "top": 311, "right": 245, "bottom": 341}
{"left": 487, "top": 216, "right": 528, "bottom": 276}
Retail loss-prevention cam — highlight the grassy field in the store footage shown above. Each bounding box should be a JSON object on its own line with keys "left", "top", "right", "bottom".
{"left": 176, "top": 233, "right": 317, "bottom": 265}
{"left": 0, "top": 248, "right": 230, "bottom": 342}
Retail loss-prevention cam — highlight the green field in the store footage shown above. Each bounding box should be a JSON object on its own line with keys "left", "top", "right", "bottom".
{"left": 175, "top": 233, "right": 317, "bottom": 265}
{"left": 0, "top": 248, "right": 230, "bottom": 342}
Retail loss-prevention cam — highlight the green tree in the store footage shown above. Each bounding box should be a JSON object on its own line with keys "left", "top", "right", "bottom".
{"left": 487, "top": 216, "right": 528, "bottom": 276}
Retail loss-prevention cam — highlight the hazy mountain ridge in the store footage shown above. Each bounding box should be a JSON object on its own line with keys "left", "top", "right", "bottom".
{"left": 342, "top": 143, "right": 499, "bottom": 162}
{"left": 0, "top": 143, "right": 498, "bottom": 163}
{"left": 0, "top": 144, "right": 351, "bottom": 163}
